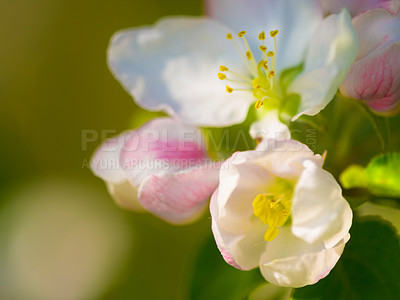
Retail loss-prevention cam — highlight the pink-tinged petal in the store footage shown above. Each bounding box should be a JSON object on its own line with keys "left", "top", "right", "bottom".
{"left": 108, "top": 17, "right": 253, "bottom": 127}
{"left": 352, "top": 6, "right": 400, "bottom": 60}
{"left": 138, "top": 162, "right": 222, "bottom": 225}
{"left": 260, "top": 227, "right": 350, "bottom": 287}
{"left": 210, "top": 187, "right": 268, "bottom": 270}
{"left": 291, "top": 160, "right": 353, "bottom": 248}
{"left": 120, "top": 118, "right": 209, "bottom": 186}
{"left": 319, "top": 0, "right": 397, "bottom": 16}
{"left": 206, "top": 0, "right": 323, "bottom": 73}
{"left": 106, "top": 181, "right": 145, "bottom": 212}
{"left": 90, "top": 131, "right": 133, "bottom": 183}
{"left": 340, "top": 43, "right": 400, "bottom": 112}
{"left": 210, "top": 141, "right": 322, "bottom": 270}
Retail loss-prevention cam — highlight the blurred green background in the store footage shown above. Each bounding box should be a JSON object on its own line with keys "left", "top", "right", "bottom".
{"left": 1, "top": 1, "right": 400, "bottom": 299}
{"left": 0, "top": 1, "right": 213, "bottom": 299}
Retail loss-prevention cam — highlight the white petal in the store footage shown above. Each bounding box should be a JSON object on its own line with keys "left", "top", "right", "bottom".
{"left": 260, "top": 227, "right": 349, "bottom": 287}
{"left": 90, "top": 131, "right": 133, "bottom": 183}
{"left": 249, "top": 110, "right": 291, "bottom": 140}
{"left": 289, "top": 10, "right": 358, "bottom": 120}
{"left": 351, "top": 6, "right": 400, "bottom": 60}
{"left": 108, "top": 17, "right": 253, "bottom": 127}
{"left": 106, "top": 181, "right": 145, "bottom": 212}
{"left": 291, "top": 160, "right": 353, "bottom": 248}
{"left": 206, "top": 0, "right": 323, "bottom": 72}
{"left": 210, "top": 141, "right": 322, "bottom": 270}
{"left": 210, "top": 187, "right": 268, "bottom": 270}
{"left": 119, "top": 118, "right": 209, "bottom": 186}
{"left": 138, "top": 162, "right": 221, "bottom": 224}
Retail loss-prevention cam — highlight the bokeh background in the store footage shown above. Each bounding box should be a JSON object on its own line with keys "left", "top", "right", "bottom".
{"left": 2, "top": 1, "right": 400, "bottom": 299}
{"left": 0, "top": 1, "right": 212, "bottom": 299}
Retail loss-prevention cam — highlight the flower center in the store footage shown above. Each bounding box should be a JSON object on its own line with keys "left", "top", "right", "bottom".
{"left": 218, "top": 29, "right": 281, "bottom": 109}
{"left": 252, "top": 177, "right": 293, "bottom": 241}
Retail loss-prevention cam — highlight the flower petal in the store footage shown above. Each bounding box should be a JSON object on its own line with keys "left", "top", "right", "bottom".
{"left": 289, "top": 10, "right": 358, "bottom": 120}
{"left": 319, "top": 0, "right": 396, "bottom": 16}
{"left": 340, "top": 43, "right": 400, "bottom": 112}
{"left": 291, "top": 160, "right": 353, "bottom": 248}
{"left": 108, "top": 17, "right": 253, "bottom": 127}
{"left": 138, "top": 162, "right": 221, "bottom": 224}
{"left": 106, "top": 181, "right": 145, "bottom": 212}
{"left": 90, "top": 131, "right": 133, "bottom": 183}
{"left": 119, "top": 118, "right": 209, "bottom": 186}
{"left": 351, "top": 6, "right": 400, "bottom": 60}
{"left": 259, "top": 227, "right": 349, "bottom": 287}
{"left": 210, "top": 141, "right": 322, "bottom": 270}
{"left": 206, "top": 0, "right": 323, "bottom": 72}
{"left": 249, "top": 110, "right": 291, "bottom": 141}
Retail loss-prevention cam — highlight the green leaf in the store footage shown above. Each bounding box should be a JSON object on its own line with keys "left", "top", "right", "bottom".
{"left": 291, "top": 217, "right": 400, "bottom": 300}
{"left": 340, "top": 153, "right": 400, "bottom": 198}
{"left": 340, "top": 165, "right": 368, "bottom": 189}
{"left": 187, "top": 236, "right": 265, "bottom": 300}
{"left": 366, "top": 153, "right": 400, "bottom": 197}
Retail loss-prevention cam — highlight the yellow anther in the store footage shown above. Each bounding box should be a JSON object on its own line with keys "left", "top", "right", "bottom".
{"left": 226, "top": 33, "right": 233, "bottom": 40}
{"left": 226, "top": 85, "right": 233, "bottom": 93}
{"left": 245, "top": 51, "right": 252, "bottom": 60}
{"left": 218, "top": 73, "right": 227, "bottom": 80}
{"left": 262, "top": 60, "right": 268, "bottom": 70}
{"left": 259, "top": 45, "right": 267, "bottom": 53}
{"left": 258, "top": 31, "right": 266, "bottom": 40}
{"left": 255, "top": 99, "right": 263, "bottom": 109}
{"left": 267, "top": 51, "right": 275, "bottom": 57}
{"left": 268, "top": 70, "right": 275, "bottom": 78}
{"left": 237, "top": 30, "right": 246, "bottom": 38}
{"left": 270, "top": 29, "right": 279, "bottom": 38}
{"left": 219, "top": 65, "right": 229, "bottom": 72}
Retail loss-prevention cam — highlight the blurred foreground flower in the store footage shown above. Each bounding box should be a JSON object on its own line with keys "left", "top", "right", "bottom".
{"left": 339, "top": 1, "right": 400, "bottom": 115}
{"left": 91, "top": 118, "right": 221, "bottom": 224}
{"left": 210, "top": 140, "right": 352, "bottom": 287}
{"left": 108, "top": 0, "right": 357, "bottom": 128}
{"left": 319, "top": 0, "right": 395, "bottom": 16}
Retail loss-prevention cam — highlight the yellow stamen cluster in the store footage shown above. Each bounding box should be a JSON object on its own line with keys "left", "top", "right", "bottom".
{"left": 253, "top": 194, "right": 291, "bottom": 241}
{"left": 218, "top": 28, "right": 279, "bottom": 107}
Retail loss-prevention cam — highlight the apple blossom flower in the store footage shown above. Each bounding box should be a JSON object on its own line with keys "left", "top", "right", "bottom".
{"left": 339, "top": 2, "right": 400, "bottom": 114}
{"left": 90, "top": 117, "right": 221, "bottom": 224}
{"left": 210, "top": 139, "right": 352, "bottom": 287}
{"left": 107, "top": 0, "right": 358, "bottom": 129}
{"left": 319, "top": 0, "right": 396, "bottom": 16}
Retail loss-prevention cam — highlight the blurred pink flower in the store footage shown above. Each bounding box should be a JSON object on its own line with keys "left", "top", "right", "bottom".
{"left": 339, "top": 1, "right": 400, "bottom": 114}
{"left": 210, "top": 139, "right": 352, "bottom": 287}
{"left": 91, "top": 118, "right": 221, "bottom": 224}
{"left": 319, "top": 0, "right": 397, "bottom": 16}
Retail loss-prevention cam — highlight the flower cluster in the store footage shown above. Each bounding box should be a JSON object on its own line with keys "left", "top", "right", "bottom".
{"left": 91, "top": 0, "right": 400, "bottom": 289}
